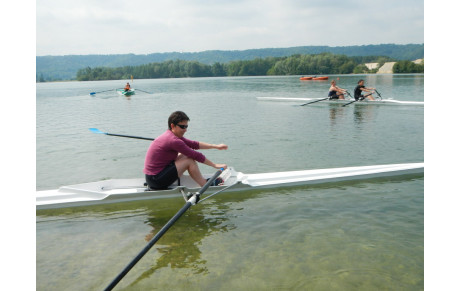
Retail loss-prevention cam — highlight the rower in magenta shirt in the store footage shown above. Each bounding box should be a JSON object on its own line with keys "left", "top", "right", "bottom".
{"left": 144, "top": 111, "right": 228, "bottom": 190}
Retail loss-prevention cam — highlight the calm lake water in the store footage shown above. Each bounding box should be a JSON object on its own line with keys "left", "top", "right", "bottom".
{"left": 36, "top": 74, "right": 424, "bottom": 290}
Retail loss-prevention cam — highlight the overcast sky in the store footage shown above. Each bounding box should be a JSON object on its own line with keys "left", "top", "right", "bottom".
{"left": 36, "top": 0, "right": 424, "bottom": 56}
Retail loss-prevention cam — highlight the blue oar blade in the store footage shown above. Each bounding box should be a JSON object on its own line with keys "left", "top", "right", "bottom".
{"left": 89, "top": 128, "right": 106, "bottom": 134}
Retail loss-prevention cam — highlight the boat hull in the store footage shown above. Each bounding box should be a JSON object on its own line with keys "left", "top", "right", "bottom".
{"left": 257, "top": 97, "right": 424, "bottom": 106}
{"left": 37, "top": 163, "right": 423, "bottom": 210}
{"left": 116, "top": 89, "right": 135, "bottom": 96}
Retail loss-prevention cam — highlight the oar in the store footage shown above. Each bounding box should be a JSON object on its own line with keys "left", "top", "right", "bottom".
{"left": 375, "top": 89, "right": 382, "bottom": 100}
{"left": 89, "top": 128, "right": 154, "bottom": 141}
{"left": 341, "top": 99, "right": 358, "bottom": 107}
{"left": 104, "top": 169, "right": 224, "bottom": 291}
{"left": 300, "top": 97, "right": 329, "bottom": 106}
{"left": 342, "top": 92, "right": 373, "bottom": 107}
{"left": 89, "top": 89, "right": 115, "bottom": 95}
{"left": 135, "top": 88, "right": 153, "bottom": 94}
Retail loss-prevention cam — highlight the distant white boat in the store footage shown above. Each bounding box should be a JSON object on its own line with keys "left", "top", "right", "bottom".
{"left": 257, "top": 97, "right": 424, "bottom": 106}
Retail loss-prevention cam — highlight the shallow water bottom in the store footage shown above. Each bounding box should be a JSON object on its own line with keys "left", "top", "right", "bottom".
{"left": 37, "top": 177, "right": 423, "bottom": 290}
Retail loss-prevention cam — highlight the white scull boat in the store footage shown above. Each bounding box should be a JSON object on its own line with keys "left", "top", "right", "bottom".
{"left": 37, "top": 163, "right": 423, "bottom": 210}
{"left": 257, "top": 97, "right": 424, "bottom": 106}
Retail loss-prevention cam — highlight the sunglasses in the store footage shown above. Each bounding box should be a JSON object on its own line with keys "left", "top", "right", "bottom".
{"left": 175, "top": 124, "right": 188, "bottom": 129}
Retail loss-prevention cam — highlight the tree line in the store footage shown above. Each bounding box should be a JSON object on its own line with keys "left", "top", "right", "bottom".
{"left": 37, "top": 44, "right": 424, "bottom": 81}
{"left": 74, "top": 53, "right": 423, "bottom": 81}
{"left": 393, "top": 60, "right": 424, "bottom": 73}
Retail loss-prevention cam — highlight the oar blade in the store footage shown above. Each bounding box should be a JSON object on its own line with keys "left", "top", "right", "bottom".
{"left": 89, "top": 128, "right": 106, "bottom": 134}
{"left": 89, "top": 89, "right": 115, "bottom": 95}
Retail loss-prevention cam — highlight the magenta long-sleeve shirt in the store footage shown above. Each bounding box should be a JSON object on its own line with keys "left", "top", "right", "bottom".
{"left": 143, "top": 130, "right": 206, "bottom": 175}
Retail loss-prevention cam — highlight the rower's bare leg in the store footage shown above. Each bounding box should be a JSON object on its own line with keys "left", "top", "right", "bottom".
{"left": 175, "top": 155, "right": 207, "bottom": 186}
{"left": 364, "top": 93, "right": 375, "bottom": 101}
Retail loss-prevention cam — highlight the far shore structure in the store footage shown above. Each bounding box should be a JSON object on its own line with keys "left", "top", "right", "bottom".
{"left": 365, "top": 59, "right": 423, "bottom": 74}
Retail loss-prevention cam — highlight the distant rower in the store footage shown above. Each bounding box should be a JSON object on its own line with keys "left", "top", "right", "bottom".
{"left": 328, "top": 80, "right": 347, "bottom": 100}
{"left": 354, "top": 79, "right": 375, "bottom": 101}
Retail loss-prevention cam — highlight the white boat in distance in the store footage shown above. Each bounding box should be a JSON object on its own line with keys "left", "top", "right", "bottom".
{"left": 37, "top": 163, "right": 424, "bottom": 210}
{"left": 257, "top": 97, "right": 424, "bottom": 106}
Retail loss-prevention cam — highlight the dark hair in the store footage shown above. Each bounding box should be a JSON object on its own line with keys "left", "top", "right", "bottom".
{"left": 358, "top": 79, "right": 364, "bottom": 84}
{"left": 168, "top": 111, "right": 190, "bottom": 129}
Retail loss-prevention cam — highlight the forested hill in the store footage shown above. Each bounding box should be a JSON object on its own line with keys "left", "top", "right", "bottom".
{"left": 37, "top": 43, "right": 423, "bottom": 81}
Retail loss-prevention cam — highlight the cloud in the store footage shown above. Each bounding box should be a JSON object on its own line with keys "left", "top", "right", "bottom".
{"left": 36, "top": 0, "right": 424, "bottom": 55}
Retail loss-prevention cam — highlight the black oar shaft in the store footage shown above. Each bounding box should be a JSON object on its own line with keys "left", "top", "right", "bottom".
{"left": 300, "top": 97, "right": 329, "bottom": 106}
{"left": 104, "top": 169, "right": 223, "bottom": 291}
{"left": 90, "top": 89, "right": 114, "bottom": 95}
{"left": 136, "top": 89, "right": 153, "bottom": 94}
{"left": 104, "top": 201, "right": 193, "bottom": 291}
{"left": 342, "top": 92, "right": 373, "bottom": 107}
{"left": 105, "top": 133, "right": 154, "bottom": 141}
{"left": 198, "top": 170, "right": 223, "bottom": 195}
{"left": 342, "top": 100, "right": 357, "bottom": 107}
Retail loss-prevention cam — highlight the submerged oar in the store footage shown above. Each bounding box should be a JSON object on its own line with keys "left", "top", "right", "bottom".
{"left": 89, "top": 128, "right": 154, "bottom": 141}
{"left": 104, "top": 169, "right": 224, "bottom": 291}
{"left": 299, "top": 97, "right": 329, "bottom": 106}
{"left": 89, "top": 89, "right": 115, "bottom": 95}
{"left": 135, "top": 88, "right": 153, "bottom": 94}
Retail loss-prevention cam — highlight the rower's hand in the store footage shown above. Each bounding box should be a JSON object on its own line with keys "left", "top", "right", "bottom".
{"left": 215, "top": 164, "right": 227, "bottom": 170}
{"left": 216, "top": 144, "right": 228, "bottom": 150}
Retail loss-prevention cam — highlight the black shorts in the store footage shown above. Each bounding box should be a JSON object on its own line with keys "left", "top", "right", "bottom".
{"left": 329, "top": 94, "right": 339, "bottom": 100}
{"left": 145, "top": 161, "right": 179, "bottom": 190}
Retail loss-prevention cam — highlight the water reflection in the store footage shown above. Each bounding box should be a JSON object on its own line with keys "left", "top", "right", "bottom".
{"left": 36, "top": 192, "right": 255, "bottom": 289}
{"left": 126, "top": 190, "right": 259, "bottom": 287}
{"left": 130, "top": 204, "right": 233, "bottom": 284}
{"left": 328, "top": 106, "right": 346, "bottom": 126}
{"left": 353, "top": 106, "right": 376, "bottom": 124}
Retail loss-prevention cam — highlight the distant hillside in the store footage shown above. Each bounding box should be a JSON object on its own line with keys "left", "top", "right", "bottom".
{"left": 36, "top": 44, "right": 424, "bottom": 81}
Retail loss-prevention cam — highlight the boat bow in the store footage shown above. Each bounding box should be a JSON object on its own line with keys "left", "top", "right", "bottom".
{"left": 240, "top": 163, "right": 424, "bottom": 187}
